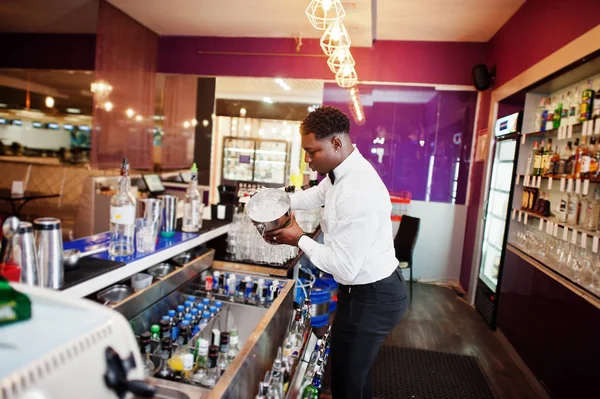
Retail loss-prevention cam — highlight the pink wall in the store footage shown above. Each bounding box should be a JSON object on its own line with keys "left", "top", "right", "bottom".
{"left": 158, "top": 37, "right": 487, "bottom": 86}
{"left": 489, "top": 0, "right": 600, "bottom": 87}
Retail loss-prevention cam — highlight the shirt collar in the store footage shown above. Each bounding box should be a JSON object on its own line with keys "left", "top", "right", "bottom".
{"left": 331, "top": 148, "right": 360, "bottom": 183}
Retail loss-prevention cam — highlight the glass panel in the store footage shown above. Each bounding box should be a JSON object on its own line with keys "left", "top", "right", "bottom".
{"left": 493, "top": 163, "right": 514, "bottom": 192}
{"left": 488, "top": 191, "right": 509, "bottom": 220}
{"left": 253, "top": 140, "right": 288, "bottom": 184}
{"left": 498, "top": 139, "right": 517, "bottom": 161}
{"left": 223, "top": 138, "right": 254, "bottom": 181}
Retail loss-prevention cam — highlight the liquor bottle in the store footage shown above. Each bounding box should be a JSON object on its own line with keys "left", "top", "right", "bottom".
{"left": 183, "top": 163, "right": 202, "bottom": 232}
{"left": 567, "top": 194, "right": 580, "bottom": 225}
{"left": 301, "top": 373, "right": 323, "bottom": 399}
{"left": 160, "top": 338, "right": 172, "bottom": 362}
{"left": 542, "top": 192, "right": 551, "bottom": 217}
{"left": 528, "top": 188, "right": 538, "bottom": 211}
{"left": 199, "top": 345, "right": 220, "bottom": 388}
{"left": 109, "top": 157, "right": 136, "bottom": 256}
{"left": 182, "top": 353, "right": 194, "bottom": 383}
{"left": 192, "top": 338, "right": 210, "bottom": 384}
{"left": 576, "top": 137, "right": 590, "bottom": 179}
{"left": 567, "top": 139, "right": 579, "bottom": 176}
{"left": 553, "top": 100, "right": 562, "bottom": 129}
{"left": 521, "top": 188, "right": 529, "bottom": 210}
{"left": 558, "top": 142, "right": 570, "bottom": 176}
{"left": 268, "top": 354, "right": 285, "bottom": 399}
{"left": 228, "top": 329, "right": 240, "bottom": 364}
{"left": 139, "top": 333, "right": 156, "bottom": 377}
{"left": 558, "top": 192, "right": 569, "bottom": 223}
{"left": 177, "top": 320, "right": 191, "bottom": 347}
{"left": 541, "top": 140, "right": 552, "bottom": 176}
{"left": 587, "top": 189, "right": 600, "bottom": 231}
{"left": 282, "top": 309, "right": 304, "bottom": 360}
{"left": 561, "top": 93, "right": 570, "bottom": 126}
{"left": 202, "top": 298, "right": 211, "bottom": 311}
{"left": 301, "top": 340, "right": 323, "bottom": 386}
{"left": 160, "top": 317, "right": 171, "bottom": 340}
{"left": 550, "top": 146, "right": 560, "bottom": 176}
{"left": 579, "top": 195, "right": 589, "bottom": 229}
{"left": 545, "top": 99, "right": 554, "bottom": 131}
{"left": 580, "top": 80, "right": 595, "bottom": 122}
{"left": 532, "top": 141, "right": 541, "bottom": 176}
{"left": 217, "top": 331, "right": 230, "bottom": 374}
{"left": 301, "top": 299, "right": 312, "bottom": 336}
{"left": 589, "top": 138, "right": 598, "bottom": 180}
{"left": 593, "top": 88, "right": 600, "bottom": 122}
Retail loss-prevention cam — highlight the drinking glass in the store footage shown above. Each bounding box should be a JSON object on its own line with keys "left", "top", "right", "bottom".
{"left": 136, "top": 218, "right": 159, "bottom": 253}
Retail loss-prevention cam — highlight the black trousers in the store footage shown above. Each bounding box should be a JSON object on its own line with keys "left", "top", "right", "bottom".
{"left": 330, "top": 268, "right": 408, "bottom": 399}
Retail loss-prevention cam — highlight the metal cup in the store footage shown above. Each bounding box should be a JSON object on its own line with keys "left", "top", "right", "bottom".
{"left": 34, "top": 217, "right": 64, "bottom": 289}
{"left": 13, "top": 222, "right": 39, "bottom": 287}
{"left": 158, "top": 195, "right": 178, "bottom": 237}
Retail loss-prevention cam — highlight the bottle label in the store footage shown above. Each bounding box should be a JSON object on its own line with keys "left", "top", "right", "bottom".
{"left": 110, "top": 205, "right": 135, "bottom": 224}
{"left": 568, "top": 201, "right": 577, "bottom": 215}
{"left": 581, "top": 156, "right": 591, "bottom": 173}
{"left": 559, "top": 199, "right": 567, "bottom": 212}
{"left": 541, "top": 155, "right": 550, "bottom": 170}
{"left": 533, "top": 155, "right": 542, "bottom": 169}
{"left": 184, "top": 202, "right": 201, "bottom": 225}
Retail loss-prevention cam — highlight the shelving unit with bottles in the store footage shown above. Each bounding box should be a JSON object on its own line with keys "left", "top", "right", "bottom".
{"left": 508, "top": 65, "right": 600, "bottom": 300}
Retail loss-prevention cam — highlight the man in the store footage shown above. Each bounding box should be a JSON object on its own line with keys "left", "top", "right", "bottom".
{"left": 266, "top": 106, "right": 408, "bottom": 399}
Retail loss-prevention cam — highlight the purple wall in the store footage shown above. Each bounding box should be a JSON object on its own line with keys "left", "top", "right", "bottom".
{"left": 0, "top": 33, "right": 96, "bottom": 71}
{"left": 158, "top": 37, "right": 487, "bottom": 86}
{"left": 323, "top": 84, "right": 477, "bottom": 204}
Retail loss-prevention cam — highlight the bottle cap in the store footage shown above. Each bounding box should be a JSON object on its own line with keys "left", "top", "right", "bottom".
{"left": 168, "top": 309, "right": 176, "bottom": 317}
{"left": 177, "top": 305, "right": 184, "bottom": 312}
{"left": 244, "top": 275, "right": 251, "bottom": 282}
{"left": 162, "top": 315, "right": 170, "bottom": 321}
{"left": 181, "top": 320, "right": 191, "bottom": 326}
{"left": 188, "top": 295, "right": 196, "bottom": 302}
{"left": 191, "top": 308, "right": 198, "bottom": 315}
{"left": 209, "top": 306, "right": 217, "bottom": 313}
{"left": 202, "top": 298, "right": 210, "bottom": 305}
{"left": 184, "top": 300, "right": 191, "bottom": 308}
{"left": 183, "top": 354, "right": 194, "bottom": 370}
{"left": 140, "top": 331, "right": 151, "bottom": 341}
{"left": 184, "top": 314, "right": 192, "bottom": 321}
{"left": 150, "top": 324, "right": 160, "bottom": 333}
{"left": 203, "top": 311, "right": 211, "bottom": 318}
{"left": 160, "top": 319, "right": 170, "bottom": 327}
{"left": 215, "top": 300, "right": 223, "bottom": 308}
{"left": 190, "top": 163, "right": 197, "bottom": 173}
{"left": 213, "top": 270, "right": 220, "bottom": 277}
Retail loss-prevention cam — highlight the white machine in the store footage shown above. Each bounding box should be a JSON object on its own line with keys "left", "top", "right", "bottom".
{"left": 0, "top": 284, "right": 155, "bottom": 399}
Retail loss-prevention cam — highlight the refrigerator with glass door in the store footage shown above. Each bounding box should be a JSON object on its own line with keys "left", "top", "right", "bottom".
{"left": 475, "top": 112, "right": 523, "bottom": 329}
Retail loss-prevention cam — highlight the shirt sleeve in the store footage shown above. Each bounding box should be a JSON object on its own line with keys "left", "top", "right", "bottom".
{"left": 298, "top": 193, "right": 379, "bottom": 283}
{"left": 290, "top": 178, "right": 329, "bottom": 210}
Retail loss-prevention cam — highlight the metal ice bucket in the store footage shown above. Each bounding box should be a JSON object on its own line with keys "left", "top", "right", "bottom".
{"left": 246, "top": 189, "right": 292, "bottom": 237}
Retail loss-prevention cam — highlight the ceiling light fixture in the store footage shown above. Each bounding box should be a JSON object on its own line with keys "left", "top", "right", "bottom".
{"left": 327, "top": 47, "right": 354, "bottom": 74}
{"left": 335, "top": 60, "right": 357, "bottom": 88}
{"left": 90, "top": 81, "right": 113, "bottom": 95}
{"left": 125, "top": 108, "right": 135, "bottom": 118}
{"left": 103, "top": 101, "right": 113, "bottom": 112}
{"left": 263, "top": 97, "right": 274, "bottom": 104}
{"left": 66, "top": 108, "right": 81, "bottom": 114}
{"left": 45, "top": 96, "right": 55, "bottom": 108}
{"left": 305, "top": 0, "right": 346, "bottom": 31}
{"left": 320, "top": 21, "right": 351, "bottom": 56}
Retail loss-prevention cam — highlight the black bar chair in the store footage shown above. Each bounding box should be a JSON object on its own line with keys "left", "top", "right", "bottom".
{"left": 394, "top": 215, "right": 420, "bottom": 298}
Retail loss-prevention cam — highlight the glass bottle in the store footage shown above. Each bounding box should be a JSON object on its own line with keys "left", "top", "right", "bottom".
{"left": 160, "top": 317, "right": 171, "bottom": 340}
{"left": 576, "top": 137, "right": 590, "bottom": 179}
{"left": 160, "top": 337, "right": 172, "bottom": 362}
{"left": 139, "top": 333, "right": 155, "bottom": 377}
{"left": 182, "top": 353, "right": 195, "bottom": 383}
{"left": 268, "top": 356, "right": 285, "bottom": 399}
{"left": 586, "top": 189, "right": 600, "bottom": 231}
{"left": 282, "top": 310, "right": 304, "bottom": 360}
{"left": 580, "top": 80, "right": 595, "bottom": 122}
{"left": 109, "top": 156, "right": 136, "bottom": 256}
{"left": 532, "top": 141, "right": 541, "bottom": 176}
{"left": 558, "top": 192, "right": 569, "bottom": 223}
{"left": 541, "top": 139, "right": 552, "bottom": 176}
{"left": 199, "top": 345, "right": 220, "bottom": 388}
{"left": 176, "top": 305, "right": 185, "bottom": 322}
{"left": 217, "top": 331, "right": 230, "bottom": 374}
{"left": 567, "top": 139, "right": 579, "bottom": 177}
{"left": 567, "top": 194, "right": 580, "bottom": 225}
{"left": 558, "top": 141, "right": 571, "bottom": 176}
{"left": 228, "top": 329, "right": 240, "bottom": 364}
{"left": 570, "top": 87, "right": 580, "bottom": 125}
{"left": 183, "top": 162, "right": 203, "bottom": 232}
{"left": 169, "top": 309, "right": 180, "bottom": 341}
{"left": 192, "top": 338, "right": 210, "bottom": 384}
{"left": 177, "top": 320, "right": 191, "bottom": 347}
{"left": 588, "top": 138, "right": 598, "bottom": 180}
{"left": 579, "top": 195, "right": 589, "bottom": 229}
{"left": 550, "top": 146, "right": 560, "bottom": 176}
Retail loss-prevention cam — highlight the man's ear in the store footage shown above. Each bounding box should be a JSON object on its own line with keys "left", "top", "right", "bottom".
{"left": 331, "top": 136, "right": 342, "bottom": 151}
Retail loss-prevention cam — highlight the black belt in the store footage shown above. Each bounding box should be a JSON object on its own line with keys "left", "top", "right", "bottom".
{"left": 338, "top": 268, "right": 403, "bottom": 294}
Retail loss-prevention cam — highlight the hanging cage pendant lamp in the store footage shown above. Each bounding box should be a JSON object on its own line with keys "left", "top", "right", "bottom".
{"left": 327, "top": 47, "right": 355, "bottom": 74}
{"left": 305, "top": 0, "right": 346, "bottom": 31}
{"left": 320, "top": 21, "right": 351, "bottom": 57}
{"left": 335, "top": 59, "right": 358, "bottom": 88}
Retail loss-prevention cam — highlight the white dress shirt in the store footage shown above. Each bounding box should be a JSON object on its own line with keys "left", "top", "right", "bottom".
{"left": 291, "top": 149, "right": 398, "bottom": 285}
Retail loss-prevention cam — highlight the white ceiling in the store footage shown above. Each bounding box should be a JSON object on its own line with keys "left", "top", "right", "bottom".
{"left": 0, "top": 0, "right": 525, "bottom": 44}
{"left": 0, "top": 0, "right": 98, "bottom": 33}
{"left": 215, "top": 77, "right": 324, "bottom": 104}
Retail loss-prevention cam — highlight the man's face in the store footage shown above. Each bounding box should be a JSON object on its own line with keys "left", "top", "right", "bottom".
{"left": 302, "top": 132, "right": 338, "bottom": 175}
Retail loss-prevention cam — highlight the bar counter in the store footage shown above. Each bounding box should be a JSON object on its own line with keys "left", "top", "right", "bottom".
{"left": 61, "top": 219, "right": 230, "bottom": 298}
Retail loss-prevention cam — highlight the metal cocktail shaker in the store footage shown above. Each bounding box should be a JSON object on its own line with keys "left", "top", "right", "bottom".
{"left": 33, "top": 217, "right": 64, "bottom": 289}
{"left": 13, "top": 221, "right": 39, "bottom": 286}
{"left": 158, "top": 195, "right": 178, "bottom": 237}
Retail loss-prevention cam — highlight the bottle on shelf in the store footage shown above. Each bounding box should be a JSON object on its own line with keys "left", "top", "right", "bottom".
{"left": 593, "top": 87, "right": 600, "bottom": 122}
{"left": 553, "top": 99, "right": 562, "bottom": 129}
{"left": 301, "top": 372, "right": 323, "bottom": 399}
{"left": 199, "top": 345, "right": 220, "bottom": 388}
{"left": 579, "top": 195, "right": 590, "bottom": 229}
{"left": 558, "top": 192, "right": 569, "bottom": 223}
{"left": 532, "top": 141, "right": 542, "bottom": 176}
{"left": 567, "top": 193, "right": 581, "bottom": 225}
{"left": 589, "top": 138, "right": 598, "bottom": 180}
{"left": 160, "top": 337, "right": 172, "bottom": 361}
{"left": 586, "top": 189, "right": 600, "bottom": 231}
{"left": 567, "top": 139, "right": 579, "bottom": 177}
{"left": 228, "top": 328, "right": 240, "bottom": 364}
{"left": 558, "top": 141, "right": 571, "bottom": 176}
{"left": 550, "top": 146, "right": 561, "bottom": 176}
{"left": 580, "top": 80, "right": 595, "bottom": 122}
{"left": 109, "top": 156, "right": 136, "bottom": 257}
{"left": 268, "top": 350, "right": 285, "bottom": 399}
{"left": 541, "top": 140, "right": 553, "bottom": 177}
{"left": 282, "top": 309, "right": 304, "bottom": 362}
{"left": 528, "top": 188, "right": 538, "bottom": 211}
{"left": 217, "top": 331, "right": 230, "bottom": 374}
{"left": 545, "top": 99, "right": 554, "bottom": 131}
{"left": 182, "top": 163, "right": 202, "bottom": 232}
{"left": 192, "top": 338, "right": 210, "bottom": 384}
{"left": 575, "top": 137, "right": 590, "bottom": 179}
{"left": 561, "top": 93, "right": 570, "bottom": 126}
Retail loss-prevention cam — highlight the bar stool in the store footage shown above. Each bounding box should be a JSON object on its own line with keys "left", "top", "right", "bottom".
{"left": 394, "top": 215, "right": 420, "bottom": 298}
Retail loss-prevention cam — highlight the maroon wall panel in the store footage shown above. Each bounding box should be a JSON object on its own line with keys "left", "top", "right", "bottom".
{"left": 489, "top": 0, "right": 600, "bottom": 87}
{"left": 161, "top": 75, "right": 198, "bottom": 169}
{"left": 0, "top": 33, "right": 96, "bottom": 71}
{"left": 158, "top": 37, "right": 487, "bottom": 86}
{"left": 91, "top": 2, "right": 158, "bottom": 170}
{"left": 499, "top": 249, "right": 600, "bottom": 398}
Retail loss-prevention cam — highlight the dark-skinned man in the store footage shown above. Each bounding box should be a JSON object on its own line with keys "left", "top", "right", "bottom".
{"left": 266, "top": 106, "right": 408, "bottom": 399}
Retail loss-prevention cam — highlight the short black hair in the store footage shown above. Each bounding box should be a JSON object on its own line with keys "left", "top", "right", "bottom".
{"left": 300, "top": 106, "right": 350, "bottom": 139}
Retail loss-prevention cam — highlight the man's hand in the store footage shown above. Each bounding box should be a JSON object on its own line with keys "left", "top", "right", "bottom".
{"left": 265, "top": 213, "right": 305, "bottom": 246}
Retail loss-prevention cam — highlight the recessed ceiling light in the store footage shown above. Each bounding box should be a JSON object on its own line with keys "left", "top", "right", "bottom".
{"left": 66, "top": 108, "right": 81, "bottom": 114}
{"left": 263, "top": 97, "right": 274, "bottom": 104}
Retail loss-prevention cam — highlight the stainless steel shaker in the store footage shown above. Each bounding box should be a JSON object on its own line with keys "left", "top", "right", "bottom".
{"left": 13, "top": 222, "right": 39, "bottom": 286}
{"left": 34, "top": 217, "right": 64, "bottom": 289}
{"left": 158, "top": 195, "right": 178, "bottom": 237}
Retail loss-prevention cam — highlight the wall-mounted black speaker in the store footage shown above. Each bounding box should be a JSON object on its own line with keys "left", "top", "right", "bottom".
{"left": 472, "top": 64, "right": 495, "bottom": 91}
